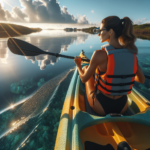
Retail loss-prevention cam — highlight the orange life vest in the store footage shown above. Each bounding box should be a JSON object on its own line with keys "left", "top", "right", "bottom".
{"left": 94, "top": 44, "right": 137, "bottom": 96}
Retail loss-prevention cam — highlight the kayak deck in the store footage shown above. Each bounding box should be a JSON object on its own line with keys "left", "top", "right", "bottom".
{"left": 77, "top": 76, "right": 150, "bottom": 150}
{"left": 55, "top": 51, "right": 150, "bottom": 150}
{"left": 80, "top": 122, "right": 150, "bottom": 150}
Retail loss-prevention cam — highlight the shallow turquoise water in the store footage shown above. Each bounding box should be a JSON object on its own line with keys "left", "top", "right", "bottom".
{"left": 0, "top": 30, "right": 150, "bottom": 149}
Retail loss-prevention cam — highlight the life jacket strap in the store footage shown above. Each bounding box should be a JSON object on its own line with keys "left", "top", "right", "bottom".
{"left": 98, "top": 82, "right": 132, "bottom": 93}
{"left": 93, "top": 74, "right": 101, "bottom": 106}
{"left": 107, "top": 74, "right": 136, "bottom": 78}
{"left": 100, "top": 78, "right": 135, "bottom": 86}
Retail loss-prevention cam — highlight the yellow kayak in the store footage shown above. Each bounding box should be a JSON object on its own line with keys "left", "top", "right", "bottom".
{"left": 54, "top": 51, "right": 150, "bottom": 150}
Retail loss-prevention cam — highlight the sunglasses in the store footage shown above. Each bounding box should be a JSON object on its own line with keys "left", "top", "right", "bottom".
{"left": 98, "top": 29, "right": 108, "bottom": 34}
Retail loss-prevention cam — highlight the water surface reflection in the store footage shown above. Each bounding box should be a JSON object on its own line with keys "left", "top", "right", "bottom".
{"left": 0, "top": 30, "right": 89, "bottom": 111}
{"left": 0, "top": 30, "right": 150, "bottom": 150}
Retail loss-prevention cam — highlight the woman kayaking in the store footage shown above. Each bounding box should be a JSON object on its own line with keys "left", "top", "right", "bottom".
{"left": 74, "top": 16, "right": 145, "bottom": 116}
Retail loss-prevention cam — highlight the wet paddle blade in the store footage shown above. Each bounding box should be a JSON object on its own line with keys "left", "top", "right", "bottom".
{"left": 7, "top": 38, "right": 47, "bottom": 56}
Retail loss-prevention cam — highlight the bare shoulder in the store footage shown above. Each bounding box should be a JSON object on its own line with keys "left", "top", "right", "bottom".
{"left": 92, "top": 50, "right": 107, "bottom": 63}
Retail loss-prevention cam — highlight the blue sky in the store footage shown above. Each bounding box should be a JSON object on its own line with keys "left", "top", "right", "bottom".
{"left": 0, "top": 0, "right": 150, "bottom": 25}
{"left": 58, "top": 0, "right": 150, "bottom": 24}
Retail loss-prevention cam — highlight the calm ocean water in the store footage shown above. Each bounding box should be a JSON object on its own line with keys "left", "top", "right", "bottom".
{"left": 0, "top": 30, "right": 150, "bottom": 150}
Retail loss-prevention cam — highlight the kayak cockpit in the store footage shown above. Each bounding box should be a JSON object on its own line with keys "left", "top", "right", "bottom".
{"left": 79, "top": 81, "right": 140, "bottom": 116}
{"left": 75, "top": 75, "right": 150, "bottom": 150}
{"left": 79, "top": 121, "right": 150, "bottom": 150}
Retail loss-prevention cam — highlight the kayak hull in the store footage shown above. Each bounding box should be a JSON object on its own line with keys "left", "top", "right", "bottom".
{"left": 55, "top": 51, "right": 150, "bottom": 150}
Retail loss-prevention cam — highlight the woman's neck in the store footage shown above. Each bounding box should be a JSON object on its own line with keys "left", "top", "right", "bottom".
{"left": 107, "top": 38, "right": 123, "bottom": 49}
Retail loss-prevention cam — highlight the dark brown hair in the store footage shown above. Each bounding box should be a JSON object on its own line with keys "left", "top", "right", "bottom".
{"left": 102, "top": 16, "right": 138, "bottom": 54}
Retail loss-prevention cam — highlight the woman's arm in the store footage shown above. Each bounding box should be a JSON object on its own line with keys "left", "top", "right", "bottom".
{"left": 74, "top": 50, "right": 106, "bottom": 83}
{"left": 134, "top": 61, "right": 145, "bottom": 84}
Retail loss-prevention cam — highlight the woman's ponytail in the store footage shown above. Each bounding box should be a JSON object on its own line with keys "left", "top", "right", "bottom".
{"left": 102, "top": 16, "right": 138, "bottom": 54}
{"left": 118, "top": 17, "right": 138, "bottom": 54}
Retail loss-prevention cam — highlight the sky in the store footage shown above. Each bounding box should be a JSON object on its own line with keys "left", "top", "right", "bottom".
{"left": 0, "top": 0, "right": 150, "bottom": 28}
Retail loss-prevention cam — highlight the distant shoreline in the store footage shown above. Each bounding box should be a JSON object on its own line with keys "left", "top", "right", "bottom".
{"left": 64, "top": 24, "right": 150, "bottom": 40}
{"left": 1, "top": 22, "right": 149, "bottom": 40}
{"left": 0, "top": 23, "right": 42, "bottom": 38}
{"left": 64, "top": 27, "right": 96, "bottom": 34}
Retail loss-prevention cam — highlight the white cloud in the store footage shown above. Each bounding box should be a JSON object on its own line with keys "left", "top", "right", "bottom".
{"left": 133, "top": 18, "right": 147, "bottom": 25}
{"left": 145, "top": 20, "right": 150, "bottom": 24}
{"left": 0, "top": 3, "right": 6, "bottom": 21}
{"left": 76, "top": 35, "right": 88, "bottom": 45}
{"left": 24, "top": 32, "right": 88, "bottom": 70}
{"left": 77, "top": 15, "right": 89, "bottom": 24}
{"left": 0, "top": 41, "right": 8, "bottom": 64}
{"left": 61, "top": 45, "right": 69, "bottom": 52}
{"left": 61, "top": 6, "right": 77, "bottom": 23}
{"left": 0, "top": 0, "right": 90, "bottom": 24}
{"left": 91, "top": 10, "right": 94, "bottom": 13}
{"left": 12, "top": 6, "right": 28, "bottom": 22}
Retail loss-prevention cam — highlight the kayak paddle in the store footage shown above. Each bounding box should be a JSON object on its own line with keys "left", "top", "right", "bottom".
{"left": 7, "top": 38, "right": 150, "bottom": 79}
{"left": 7, "top": 38, "right": 90, "bottom": 62}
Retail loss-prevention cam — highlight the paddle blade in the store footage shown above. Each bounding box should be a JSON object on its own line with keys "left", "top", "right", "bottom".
{"left": 7, "top": 38, "right": 46, "bottom": 56}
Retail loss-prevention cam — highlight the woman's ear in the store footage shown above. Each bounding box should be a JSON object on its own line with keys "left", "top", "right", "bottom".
{"left": 109, "top": 29, "right": 113, "bottom": 35}
{"left": 109, "top": 29, "right": 115, "bottom": 38}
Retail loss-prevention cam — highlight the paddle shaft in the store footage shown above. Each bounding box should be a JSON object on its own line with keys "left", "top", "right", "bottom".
{"left": 7, "top": 38, "right": 150, "bottom": 80}
{"left": 7, "top": 38, "right": 90, "bottom": 62}
{"left": 20, "top": 48, "right": 90, "bottom": 62}
{"left": 18, "top": 50, "right": 90, "bottom": 62}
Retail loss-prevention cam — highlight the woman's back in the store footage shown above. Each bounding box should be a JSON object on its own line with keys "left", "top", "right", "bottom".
{"left": 95, "top": 46, "right": 134, "bottom": 100}
{"left": 74, "top": 15, "right": 145, "bottom": 116}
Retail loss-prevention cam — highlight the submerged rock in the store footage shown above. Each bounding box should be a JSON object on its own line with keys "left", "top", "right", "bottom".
{"left": 10, "top": 77, "right": 36, "bottom": 94}
{"left": 38, "top": 147, "right": 44, "bottom": 150}
{"left": 42, "top": 126, "right": 49, "bottom": 131}
{"left": 10, "top": 84, "right": 24, "bottom": 94}
{"left": 11, "top": 134, "right": 20, "bottom": 147}
{"left": 53, "top": 121, "right": 60, "bottom": 133}
{"left": 38, "top": 137, "right": 44, "bottom": 144}
{"left": 13, "top": 95, "right": 26, "bottom": 102}
{"left": 29, "top": 140, "right": 35, "bottom": 147}
{"left": 37, "top": 78, "right": 45, "bottom": 87}
{"left": 42, "top": 131, "right": 49, "bottom": 140}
